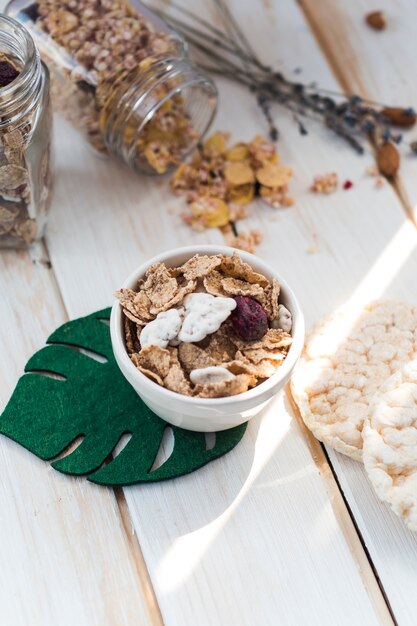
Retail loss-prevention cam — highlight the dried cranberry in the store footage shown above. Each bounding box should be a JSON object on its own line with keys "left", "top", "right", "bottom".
{"left": 0, "top": 60, "right": 19, "bottom": 88}
{"left": 343, "top": 180, "right": 353, "bottom": 190}
{"left": 231, "top": 296, "right": 268, "bottom": 342}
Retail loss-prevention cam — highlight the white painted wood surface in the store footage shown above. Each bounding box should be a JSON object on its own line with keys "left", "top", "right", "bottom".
{"left": 0, "top": 245, "right": 155, "bottom": 626}
{"left": 2, "top": 0, "right": 417, "bottom": 624}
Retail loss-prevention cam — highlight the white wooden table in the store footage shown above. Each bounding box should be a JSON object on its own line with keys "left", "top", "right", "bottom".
{"left": 2, "top": 1, "right": 417, "bottom": 624}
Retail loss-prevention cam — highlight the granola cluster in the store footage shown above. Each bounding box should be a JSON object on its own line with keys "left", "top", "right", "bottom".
{"left": 0, "top": 57, "right": 52, "bottom": 248}
{"left": 171, "top": 132, "right": 294, "bottom": 231}
{"left": 116, "top": 252, "right": 293, "bottom": 398}
{"left": 33, "top": 0, "right": 198, "bottom": 172}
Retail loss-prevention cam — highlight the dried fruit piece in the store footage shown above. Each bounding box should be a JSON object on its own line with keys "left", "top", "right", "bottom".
{"left": 377, "top": 142, "right": 400, "bottom": 177}
{"left": 365, "top": 10, "right": 386, "bottom": 31}
{"left": 381, "top": 107, "right": 416, "bottom": 128}
{"left": 0, "top": 60, "right": 19, "bottom": 88}
{"left": 231, "top": 296, "right": 269, "bottom": 342}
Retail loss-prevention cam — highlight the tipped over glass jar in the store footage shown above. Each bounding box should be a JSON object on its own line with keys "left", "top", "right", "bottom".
{"left": 7, "top": 0, "right": 218, "bottom": 175}
{"left": 0, "top": 14, "right": 52, "bottom": 249}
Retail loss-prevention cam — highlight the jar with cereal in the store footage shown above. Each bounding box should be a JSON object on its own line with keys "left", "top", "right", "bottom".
{"left": 0, "top": 15, "right": 52, "bottom": 249}
{"left": 7, "top": 0, "right": 218, "bottom": 175}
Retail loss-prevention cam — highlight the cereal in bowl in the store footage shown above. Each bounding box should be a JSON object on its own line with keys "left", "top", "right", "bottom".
{"left": 116, "top": 252, "right": 293, "bottom": 398}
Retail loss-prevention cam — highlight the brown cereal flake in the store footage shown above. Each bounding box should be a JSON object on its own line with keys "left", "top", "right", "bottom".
{"left": 150, "top": 279, "right": 196, "bottom": 314}
{"left": 133, "top": 345, "right": 171, "bottom": 379}
{"left": 116, "top": 288, "right": 152, "bottom": 325}
{"left": 194, "top": 374, "right": 253, "bottom": 398}
{"left": 203, "top": 270, "right": 228, "bottom": 297}
{"left": 178, "top": 341, "right": 218, "bottom": 373}
{"left": 220, "top": 251, "right": 269, "bottom": 287}
{"left": 221, "top": 276, "right": 265, "bottom": 302}
{"left": 164, "top": 347, "right": 192, "bottom": 395}
{"left": 124, "top": 314, "right": 141, "bottom": 354}
{"left": 143, "top": 263, "right": 179, "bottom": 309}
{"left": 178, "top": 253, "right": 222, "bottom": 280}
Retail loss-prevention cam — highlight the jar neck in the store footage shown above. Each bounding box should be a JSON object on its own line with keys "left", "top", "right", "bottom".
{"left": 0, "top": 15, "right": 43, "bottom": 128}
{"left": 100, "top": 58, "right": 217, "bottom": 173}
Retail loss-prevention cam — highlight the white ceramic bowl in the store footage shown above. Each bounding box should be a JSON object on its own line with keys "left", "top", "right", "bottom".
{"left": 110, "top": 245, "right": 304, "bottom": 431}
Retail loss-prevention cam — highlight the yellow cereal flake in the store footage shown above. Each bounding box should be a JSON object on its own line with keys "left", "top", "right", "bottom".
{"left": 225, "top": 143, "right": 250, "bottom": 162}
{"left": 224, "top": 161, "right": 255, "bottom": 186}
{"left": 256, "top": 164, "right": 292, "bottom": 188}
{"left": 191, "top": 196, "right": 230, "bottom": 228}
{"left": 203, "top": 131, "right": 229, "bottom": 158}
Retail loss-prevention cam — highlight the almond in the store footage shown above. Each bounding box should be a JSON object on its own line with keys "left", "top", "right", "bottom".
{"left": 380, "top": 107, "right": 416, "bottom": 128}
{"left": 377, "top": 142, "right": 400, "bottom": 177}
{"left": 365, "top": 10, "right": 386, "bottom": 31}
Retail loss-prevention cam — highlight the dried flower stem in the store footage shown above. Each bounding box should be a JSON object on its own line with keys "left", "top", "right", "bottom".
{"left": 151, "top": 0, "right": 415, "bottom": 157}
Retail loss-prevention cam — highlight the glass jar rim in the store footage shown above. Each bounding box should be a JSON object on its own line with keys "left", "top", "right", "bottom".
{"left": 0, "top": 14, "right": 42, "bottom": 124}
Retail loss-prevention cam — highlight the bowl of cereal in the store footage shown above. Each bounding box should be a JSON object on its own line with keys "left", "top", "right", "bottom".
{"left": 110, "top": 245, "right": 304, "bottom": 431}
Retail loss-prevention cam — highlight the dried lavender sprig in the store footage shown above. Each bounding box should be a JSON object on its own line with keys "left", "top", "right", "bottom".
{"left": 152, "top": 0, "right": 412, "bottom": 153}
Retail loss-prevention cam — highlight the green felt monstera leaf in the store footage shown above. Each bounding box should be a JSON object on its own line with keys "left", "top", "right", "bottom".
{"left": 0, "top": 308, "right": 247, "bottom": 485}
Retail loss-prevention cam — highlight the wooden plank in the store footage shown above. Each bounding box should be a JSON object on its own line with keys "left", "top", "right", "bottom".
{"left": 235, "top": 0, "right": 417, "bottom": 624}
{"left": 0, "top": 243, "right": 157, "bottom": 626}
{"left": 42, "top": 3, "right": 392, "bottom": 625}
{"left": 298, "top": 0, "right": 417, "bottom": 218}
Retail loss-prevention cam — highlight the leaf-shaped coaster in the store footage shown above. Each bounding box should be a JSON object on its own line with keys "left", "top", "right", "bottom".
{"left": 0, "top": 308, "right": 247, "bottom": 486}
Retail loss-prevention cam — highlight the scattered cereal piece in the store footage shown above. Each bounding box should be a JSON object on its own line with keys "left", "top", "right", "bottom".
{"left": 310, "top": 172, "right": 338, "bottom": 194}
{"left": 190, "top": 196, "right": 230, "bottom": 228}
{"left": 375, "top": 177, "right": 385, "bottom": 188}
{"left": 365, "top": 10, "right": 386, "bottom": 31}
{"left": 228, "top": 230, "right": 263, "bottom": 254}
{"left": 170, "top": 132, "right": 294, "bottom": 251}
{"left": 256, "top": 164, "right": 292, "bottom": 188}
{"left": 306, "top": 244, "right": 317, "bottom": 254}
{"left": 231, "top": 296, "right": 269, "bottom": 342}
{"left": 365, "top": 165, "right": 379, "bottom": 177}
{"left": 224, "top": 161, "right": 255, "bottom": 186}
{"left": 190, "top": 366, "right": 235, "bottom": 385}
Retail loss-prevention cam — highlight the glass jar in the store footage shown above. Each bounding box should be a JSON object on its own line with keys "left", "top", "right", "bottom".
{"left": 7, "top": 0, "right": 218, "bottom": 175}
{"left": 0, "top": 15, "right": 52, "bottom": 249}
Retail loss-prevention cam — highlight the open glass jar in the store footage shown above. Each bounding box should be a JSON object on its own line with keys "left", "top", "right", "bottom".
{"left": 0, "top": 15, "right": 52, "bottom": 249}
{"left": 7, "top": 0, "right": 218, "bottom": 175}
